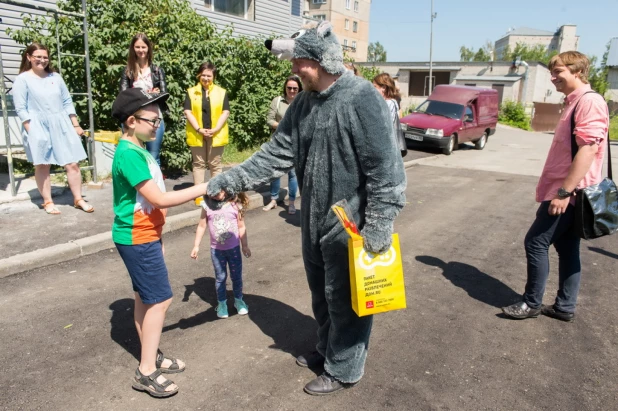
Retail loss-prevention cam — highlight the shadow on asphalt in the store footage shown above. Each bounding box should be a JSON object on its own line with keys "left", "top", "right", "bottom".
{"left": 162, "top": 277, "right": 317, "bottom": 359}
{"left": 109, "top": 298, "right": 141, "bottom": 360}
{"left": 276, "top": 207, "right": 301, "bottom": 227}
{"left": 415, "top": 255, "right": 521, "bottom": 308}
{"left": 589, "top": 246, "right": 618, "bottom": 260}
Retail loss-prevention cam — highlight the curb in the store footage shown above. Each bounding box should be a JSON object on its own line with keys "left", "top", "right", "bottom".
{"left": 0, "top": 155, "right": 438, "bottom": 278}
{"left": 0, "top": 186, "right": 67, "bottom": 205}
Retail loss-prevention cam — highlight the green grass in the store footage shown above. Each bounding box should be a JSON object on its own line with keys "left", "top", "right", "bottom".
{"left": 222, "top": 143, "right": 259, "bottom": 165}
{"left": 610, "top": 115, "right": 618, "bottom": 140}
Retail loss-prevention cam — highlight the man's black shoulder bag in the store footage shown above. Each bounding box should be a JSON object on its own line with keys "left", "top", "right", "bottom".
{"left": 570, "top": 91, "right": 618, "bottom": 239}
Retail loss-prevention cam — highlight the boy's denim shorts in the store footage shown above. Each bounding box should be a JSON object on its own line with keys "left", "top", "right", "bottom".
{"left": 115, "top": 240, "right": 173, "bottom": 304}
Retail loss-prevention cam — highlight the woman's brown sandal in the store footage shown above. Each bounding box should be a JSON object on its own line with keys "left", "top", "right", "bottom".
{"left": 42, "top": 202, "right": 61, "bottom": 215}
{"left": 131, "top": 368, "right": 178, "bottom": 398}
{"left": 156, "top": 349, "right": 186, "bottom": 374}
{"left": 74, "top": 198, "right": 94, "bottom": 213}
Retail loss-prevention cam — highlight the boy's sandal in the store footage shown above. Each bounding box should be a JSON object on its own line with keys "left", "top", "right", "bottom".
{"left": 74, "top": 198, "right": 94, "bottom": 213}
{"left": 132, "top": 368, "right": 178, "bottom": 398}
{"left": 42, "top": 202, "right": 61, "bottom": 215}
{"left": 156, "top": 349, "right": 186, "bottom": 374}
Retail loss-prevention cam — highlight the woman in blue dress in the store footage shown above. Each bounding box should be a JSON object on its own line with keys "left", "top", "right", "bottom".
{"left": 13, "top": 43, "right": 94, "bottom": 214}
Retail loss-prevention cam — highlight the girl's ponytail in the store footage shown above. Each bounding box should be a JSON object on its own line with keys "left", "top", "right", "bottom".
{"left": 235, "top": 193, "right": 249, "bottom": 218}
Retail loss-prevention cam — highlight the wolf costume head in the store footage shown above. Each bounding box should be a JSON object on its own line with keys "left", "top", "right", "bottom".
{"left": 264, "top": 20, "right": 345, "bottom": 75}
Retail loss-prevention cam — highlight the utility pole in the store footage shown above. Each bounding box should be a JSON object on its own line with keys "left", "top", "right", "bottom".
{"left": 428, "top": 0, "right": 437, "bottom": 95}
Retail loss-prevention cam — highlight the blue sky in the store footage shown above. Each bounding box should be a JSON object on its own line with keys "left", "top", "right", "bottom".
{"left": 368, "top": 0, "right": 617, "bottom": 64}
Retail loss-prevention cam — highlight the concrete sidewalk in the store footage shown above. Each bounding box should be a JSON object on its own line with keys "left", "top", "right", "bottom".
{"left": 0, "top": 151, "right": 439, "bottom": 278}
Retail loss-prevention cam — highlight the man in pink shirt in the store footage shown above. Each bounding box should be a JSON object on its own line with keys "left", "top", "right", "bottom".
{"left": 502, "top": 51, "right": 609, "bottom": 322}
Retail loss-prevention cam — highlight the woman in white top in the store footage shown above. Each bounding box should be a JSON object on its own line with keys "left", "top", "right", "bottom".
{"left": 372, "top": 73, "right": 401, "bottom": 125}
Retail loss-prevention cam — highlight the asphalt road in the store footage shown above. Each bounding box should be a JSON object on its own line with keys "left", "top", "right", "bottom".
{"left": 2, "top": 148, "right": 618, "bottom": 410}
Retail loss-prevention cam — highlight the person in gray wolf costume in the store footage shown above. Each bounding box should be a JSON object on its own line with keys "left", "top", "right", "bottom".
{"left": 207, "top": 20, "right": 406, "bottom": 395}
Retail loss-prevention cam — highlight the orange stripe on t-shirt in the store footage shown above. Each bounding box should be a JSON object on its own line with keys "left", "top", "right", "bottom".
{"left": 131, "top": 209, "right": 167, "bottom": 244}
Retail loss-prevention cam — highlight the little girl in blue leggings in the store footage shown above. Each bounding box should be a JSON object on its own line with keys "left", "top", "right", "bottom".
{"left": 191, "top": 193, "right": 251, "bottom": 318}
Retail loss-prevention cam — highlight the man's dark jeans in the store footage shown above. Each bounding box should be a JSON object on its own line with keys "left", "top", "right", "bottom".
{"left": 523, "top": 201, "right": 581, "bottom": 313}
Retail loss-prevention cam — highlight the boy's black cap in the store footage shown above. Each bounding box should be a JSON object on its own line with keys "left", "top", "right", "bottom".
{"left": 111, "top": 89, "right": 170, "bottom": 123}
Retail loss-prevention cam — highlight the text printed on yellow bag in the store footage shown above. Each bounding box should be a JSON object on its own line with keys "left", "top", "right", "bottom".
{"left": 349, "top": 234, "right": 406, "bottom": 317}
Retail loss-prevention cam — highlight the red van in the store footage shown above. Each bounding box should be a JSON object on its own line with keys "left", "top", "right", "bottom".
{"left": 401, "top": 85, "right": 498, "bottom": 155}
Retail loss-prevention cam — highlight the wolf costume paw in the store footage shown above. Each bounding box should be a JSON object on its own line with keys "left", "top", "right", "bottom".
{"left": 361, "top": 224, "right": 393, "bottom": 255}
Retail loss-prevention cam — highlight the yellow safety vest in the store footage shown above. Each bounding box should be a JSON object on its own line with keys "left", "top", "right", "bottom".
{"left": 185, "top": 83, "right": 229, "bottom": 147}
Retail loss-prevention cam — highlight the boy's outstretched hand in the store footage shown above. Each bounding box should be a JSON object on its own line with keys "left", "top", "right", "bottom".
{"left": 190, "top": 246, "right": 200, "bottom": 260}
{"left": 242, "top": 246, "right": 251, "bottom": 258}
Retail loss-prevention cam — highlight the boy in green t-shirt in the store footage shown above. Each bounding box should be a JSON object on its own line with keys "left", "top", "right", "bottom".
{"left": 111, "top": 89, "right": 210, "bottom": 398}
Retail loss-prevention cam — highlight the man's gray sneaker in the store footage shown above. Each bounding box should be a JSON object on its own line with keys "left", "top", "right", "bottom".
{"left": 303, "top": 373, "right": 350, "bottom": 396}
{"left": 502, "top": 301, "right": 541, "bottom": 319}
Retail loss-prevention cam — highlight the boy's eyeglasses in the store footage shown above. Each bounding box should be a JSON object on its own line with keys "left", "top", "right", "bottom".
{"left": 135, "top": 116, "right": 161, "bottom": 128}
{"left": 286, "top": 87, "right": 299, "bottom": 91}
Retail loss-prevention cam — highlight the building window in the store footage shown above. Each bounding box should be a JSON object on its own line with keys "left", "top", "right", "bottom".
{"left": 345, "top": 19, "right": 349, "bottom": 30}
{"left": 346, "top": 0, "right": 351, "bottom": 9}
{"left": 354, "top": 1, "right": 359, "bottom": 11}
{"left": 353, "top": 21, "right": 358, "bottom": 32}
{"left": 343, "top": 39, "right": 348, "bottom": 46}
{"left": 312, "top": 0, "right": 326, "bottom": 4}
{"left": 204, "top": 0, "right": 255, "bottom": 19}
{"left": 314, "top": 14, "right": 326, "bottom": 21}
{"left": 352, "top": 41, "right": 357, "bottom": 50}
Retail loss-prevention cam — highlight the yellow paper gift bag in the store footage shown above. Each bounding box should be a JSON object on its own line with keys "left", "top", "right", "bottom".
{"left": 348, "top": 234, "right": 406, "bottom": 317}
{"left": 332, "top": 200, "right": 406, "bottom": 316}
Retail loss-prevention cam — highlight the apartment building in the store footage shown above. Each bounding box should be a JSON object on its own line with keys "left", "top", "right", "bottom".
{"left": 494, "top": 25, "right": 579, "bottom": 60}
{"left": 303, "top": 0, "right": 371, "bottom": 62}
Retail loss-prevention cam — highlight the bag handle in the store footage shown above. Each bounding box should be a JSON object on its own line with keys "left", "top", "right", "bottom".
{"left": 570, "top": 91, "right": 612, "bottom": 180}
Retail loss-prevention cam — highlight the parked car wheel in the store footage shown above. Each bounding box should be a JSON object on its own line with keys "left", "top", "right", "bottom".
{"left": 442, "top": 134, "right": 456, "bottom": 155}
{"left": 474, "top": 132, "right": 488, "bottom": 150}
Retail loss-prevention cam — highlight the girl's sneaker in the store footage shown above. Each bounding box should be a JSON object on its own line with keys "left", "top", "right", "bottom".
{"left": 216, "top": 300, "right": 229, "bottom": 318}
{"left": 234, "top": 298, "right": 249, "bottom": 315}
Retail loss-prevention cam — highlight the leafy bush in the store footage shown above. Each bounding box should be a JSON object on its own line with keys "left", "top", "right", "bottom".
{"left": 610, "top": 115, "right": 618, "bottom": 141}
{"left": 8, "top": 0, "right": 291, "bottom": 171}
{"left": 358, "top": 65, "right": 381, "bottom": 82}
{"left": 498, "top": 100, "right": 531, "bottom": 130}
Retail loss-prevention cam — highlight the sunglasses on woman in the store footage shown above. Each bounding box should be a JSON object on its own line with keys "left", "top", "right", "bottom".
{"left": 286, "top": 87, "right": 299, "bottom": 91}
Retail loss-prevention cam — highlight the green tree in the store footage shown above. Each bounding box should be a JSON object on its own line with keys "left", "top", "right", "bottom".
{"left": 367, "top": 41, "right": 387, "bottom": 63}
{"left": 588, "top": 42, "right": 610, "bottom": 98}
{"left": 473, "top": 47, "right": 491, "bottom": 62}
{"left": 357, "top": 65, "right": 381, "bottom": 81}
{"left": 8, "top": 0, "right": 291, "bottom": 171}
{"left": 459, "top": 46, "right": 474, "bottom": 62}
{"left": 460, "top": 41, "right": 494, "bottom": 62}
{"left": 499, "top": 42, "right": 557, "bottom": 65}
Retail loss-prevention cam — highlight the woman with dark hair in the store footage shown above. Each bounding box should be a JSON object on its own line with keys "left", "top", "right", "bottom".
{"left": 12, "top": 42, "right": 94, "bottom": 214}
{"left": 262, "top": 75, "right": 302, "bottom": 214}
{"left": 120, "top": 33, "right": 167, "bottom": 166}
{"left": 184, "top": 62, "right": 230, "bottom": 206}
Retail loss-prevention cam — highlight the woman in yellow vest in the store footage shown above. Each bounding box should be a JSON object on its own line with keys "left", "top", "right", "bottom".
{"left": 184, "top": 62, "right": 230, "bottom": 206}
